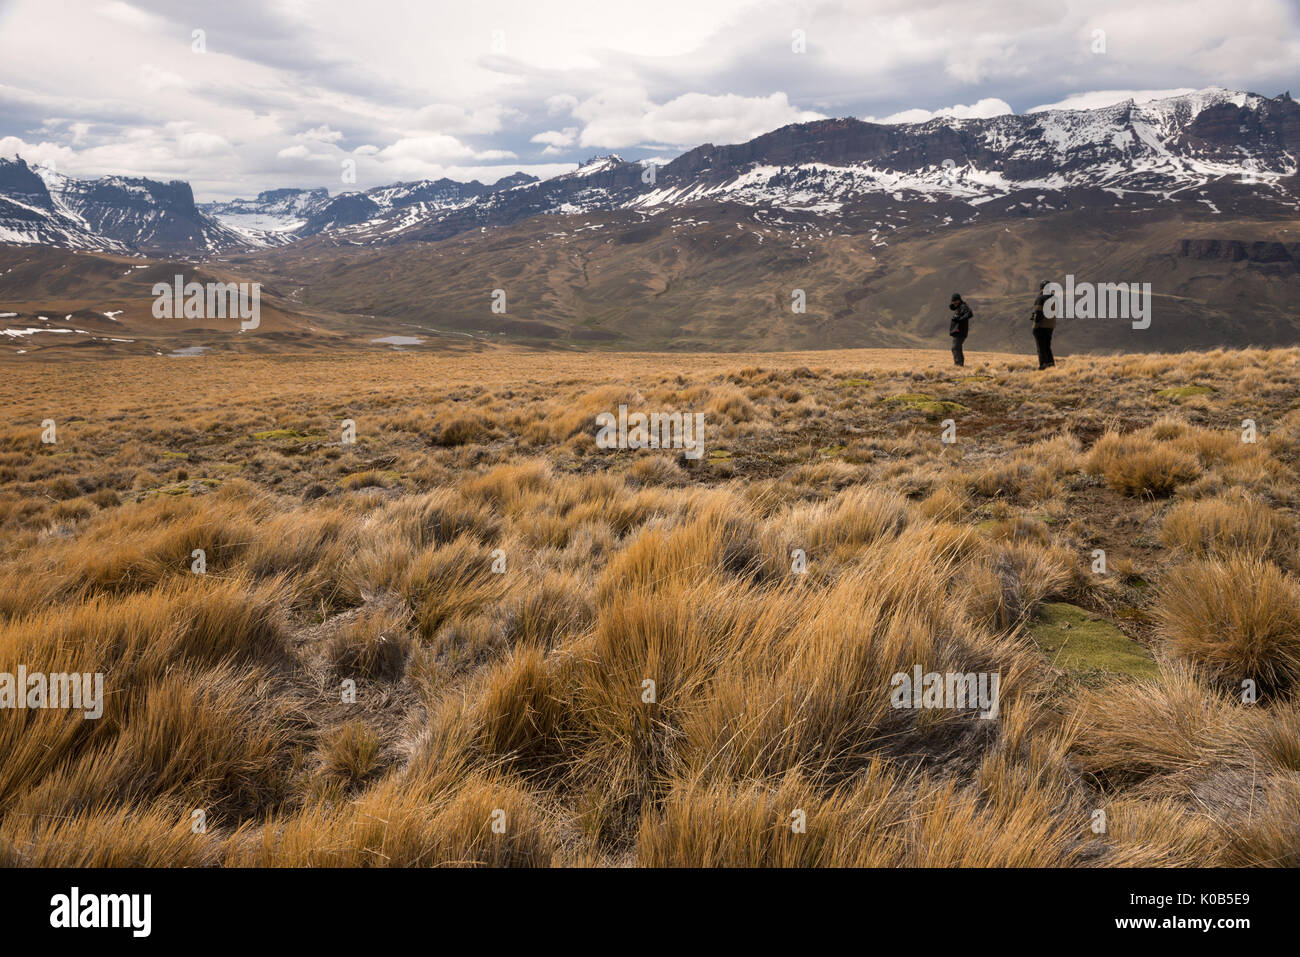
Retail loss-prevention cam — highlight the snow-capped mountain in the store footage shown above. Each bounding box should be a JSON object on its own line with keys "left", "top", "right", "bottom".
{"left": 0, "top": 158, "right": 125, "bottom": 252}
{"left": 2, "top": 88, "right": 1296, "bottom": 257}
{"left": 198, "top": 172, "right": 541, "bottom": 243}
{"left": 0, "top": 157, "right": 251, "bottom": 255}
{"left": 320, "top": 88, "right": 1299, "bottom": 246}
{"left": 200, "top": 187, "right": 332, "bottom": 240}
{"left": 632, "top": 88, "right": 1300, "bottom": 211}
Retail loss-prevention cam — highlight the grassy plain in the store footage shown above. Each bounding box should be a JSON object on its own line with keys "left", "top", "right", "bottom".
{"left": 1, "top": 345, "right": 1297, "bottom": 866}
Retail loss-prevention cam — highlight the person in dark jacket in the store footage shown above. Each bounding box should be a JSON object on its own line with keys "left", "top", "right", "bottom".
{"left": 1031, "top": 280, "right": 1056, "bottom": 369}
{"left": 948, "top": 293, "right": 971, "bottom": 367}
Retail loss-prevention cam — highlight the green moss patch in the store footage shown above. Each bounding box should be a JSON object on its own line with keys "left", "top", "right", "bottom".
{"left": 149, "top": 477, "right": 221, "bottom": 497}
{"left": 883, "top": 393, "right": 969, "bottom": 416}
{"left": 252, "top": 428, "right": 320, "bottom": 442}
{"left": 1155, "top": 385, "right": 1214, "bottom": 400}
{"left": 1029, "top": 602, "right": 1157, "bottom": 679}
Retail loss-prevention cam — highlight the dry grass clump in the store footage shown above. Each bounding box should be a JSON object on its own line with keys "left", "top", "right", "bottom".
{"left": 629, "top": 454, "right": 686, "bottom": 485}
{"left": 919, "top": 482, "right": 968, "bottom": 521}
{"left": 318, "top": 719, "right": 385, "bottom": 789}
{"left": 1154, "top": 555, "right": 1300, "bottom": 693}
{"left": 0, "top": 804, "right": 218, "bottom": 868}
{"left": 433, "top": 413, "right": 493, "bottom": 446}
{"left": 640, "top": 746, "right": 1091, "bottom": 867}
{"left": 1068, "top": 668, "right": 1240, "bottom": 786}
{"left": 327, "top": 605, "right": 412, "bottom": 681}
{"left": 1159, "top": 491, "right": 1293, "bottom": 559}
{"left": 401, "top": 534, "right": 506, "bottom": 639}
{"left": 227, "top": 773, "right": 558, "bottom": 867}
{"left": 969, "top": 539, "right": 1075, "bottom": 627}
{"left": 1087, "top": 432, "right": 1200, "bottom": 497}
{"left": 966, "top": 434, "right": 1082, "bottom": 502}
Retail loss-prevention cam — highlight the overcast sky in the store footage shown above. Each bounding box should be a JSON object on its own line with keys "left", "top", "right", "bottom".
{"left": 0, "top": 0, "right": 1296, "bottom": 200}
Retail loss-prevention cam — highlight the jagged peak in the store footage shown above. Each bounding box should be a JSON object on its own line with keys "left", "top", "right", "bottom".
{"left": 574, "top": 154, "right": 625, "bottom": 175}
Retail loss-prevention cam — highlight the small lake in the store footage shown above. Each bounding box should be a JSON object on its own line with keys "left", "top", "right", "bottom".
{"left": 371, "top": 335, "right": 423, "bottom": 346}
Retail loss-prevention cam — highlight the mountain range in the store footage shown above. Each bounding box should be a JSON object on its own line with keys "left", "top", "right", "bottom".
{"left": 1, "top": 87, "right": 1298, "bottom": 355}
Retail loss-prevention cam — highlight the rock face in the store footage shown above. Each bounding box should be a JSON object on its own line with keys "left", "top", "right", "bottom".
{"left": 53, "top": 175, "right": 243, "bottom": 254}
{"left": 0, "top": 158, "right": 54, "bottom": 211}
{"left": 0, "top": 157, "right": 247, "bottom": 254}
{"left": 300, "top": 192, "right": 383, "bottom": 234}
{"left": 1179, "top": 239, "right": 1300, "bottom": 269}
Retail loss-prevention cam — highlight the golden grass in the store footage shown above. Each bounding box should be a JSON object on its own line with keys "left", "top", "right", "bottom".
{"left": 1155, "top": 555, "right": 1300, "bottom": 693}
{"left": 1, "top": 345, "right": 1298, "bottom": 866}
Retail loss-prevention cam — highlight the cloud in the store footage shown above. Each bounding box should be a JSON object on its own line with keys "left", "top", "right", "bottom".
{"left": 865, "top": 98, "right": 1014, "bottom": 125}
{"left": 530, "top": 127, "right": 579, "bottom": 157}
{"left": 300, "top": 125, "right": 344, "bottom": 143}
{"left": 177, "top": 130, "right": 232, "bottom": 157}
{"left": 0, "top": 0, "right": 1296, "bottom": 199}
{"left": 531, "top": 129, "right": 578, "bottom": 148}
{"left": 275, "top": 144, "right": 311, "bottom": 161}
{"left": 545, "top": 94, "right": 579, "bottom": 116}
{"left": 404, "top": 104, "right": 509, "bottom": 136}
{"left": 378, "top": 134, "right": 514, "bottom": 165}
{"left": 94, "top": 1, "right": 157, "bottom": 29}
{"left": 137, "top": 64, "right": 189, "bottom": 94}
{"left": 577, "top": 90, "right": 824, "bottom": 149}
{"left": 1027, "top": 89, "right": 1199, "bottom": 113}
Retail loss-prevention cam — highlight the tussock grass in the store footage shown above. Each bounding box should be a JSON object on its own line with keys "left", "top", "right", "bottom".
{"left": 1160, "top": 491, "right": 1293, "bottom": 559}
{"left": 1155, "top": 556, "right": 1300, "bottom": 692}
{"left": 3, "top": 346, "right": 1299, "bottom": 866}
{"left": 1087, "top": 432, "right": 1200, "bottom": 497}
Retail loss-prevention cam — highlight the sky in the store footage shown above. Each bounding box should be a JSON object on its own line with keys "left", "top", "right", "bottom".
{"left": 0, "top": 0, "right": 1296, "bottom": 201}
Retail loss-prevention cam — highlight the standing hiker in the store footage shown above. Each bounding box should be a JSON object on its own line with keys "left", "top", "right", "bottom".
{"left": 948, "top": 293, "right": 971, "bottom": 367}
{"left": 1031, "top": 280, "right": 1056, "bottom": 369}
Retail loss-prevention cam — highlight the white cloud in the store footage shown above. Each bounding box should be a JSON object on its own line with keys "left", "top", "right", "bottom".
{"left": 301, "top": 125, "right": 344, "bottom": 143}
{"left": 578, "top": 90, "right": 825, "bottom": 149}
{"left": 0, "top": 137, "right": 75, "bottom": 171}
{"left": 1027, "top": 89, "right": 1199, "bottom": 113}
{"left": 137, "top": 64, "right": 188, "bottom": 94}
{"left": 866, "top": 98, "right": 1014, "bottom": 125}
{"left": 178, "top": 131, "right": 232, "bottom": 157}
{"left": 545, "top": 94, "right": 579, "bottom": 117}
{"left": 378, "top": 134, "right": 514, "bottom": 164}
{"left": 0, "top": 0, "right": 1295, "bottom": 199}
{"left": 95, "top": 1, "right": 157, "bottom": 28}
{"left": 405, "top": 104, "right": 507, "bottom": 135}
{"left": 530, "top": 128, "right": 578, "bottom": 148}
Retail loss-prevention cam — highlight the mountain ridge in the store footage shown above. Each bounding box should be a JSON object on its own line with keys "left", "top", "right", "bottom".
{"left": 1, "top": 87, "right": 1295, "bottom": 258}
